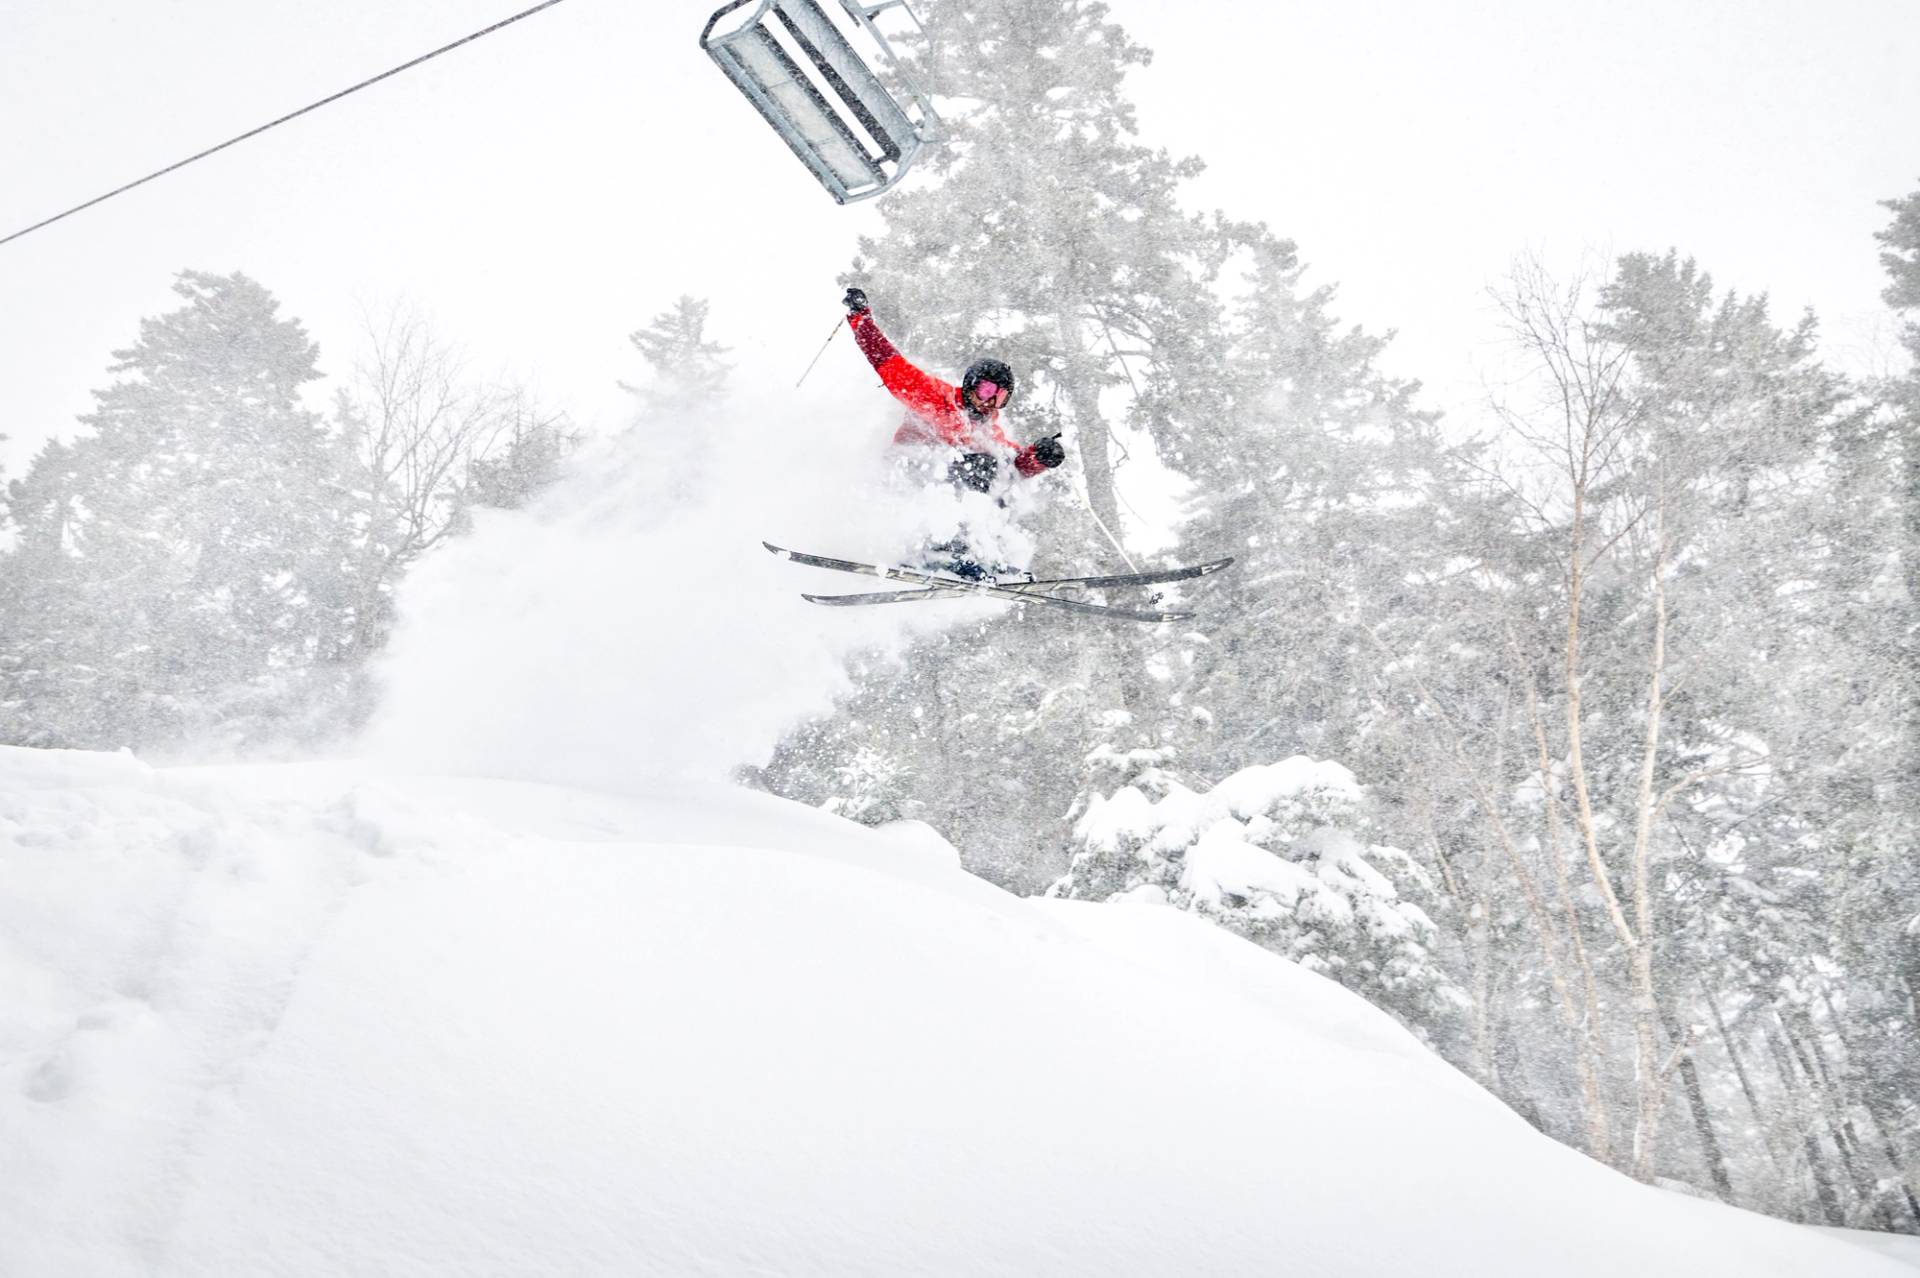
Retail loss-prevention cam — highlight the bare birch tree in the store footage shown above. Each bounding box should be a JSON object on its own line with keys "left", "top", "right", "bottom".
{"left": 332, "top": 306, "right": 569, "bottom": 658}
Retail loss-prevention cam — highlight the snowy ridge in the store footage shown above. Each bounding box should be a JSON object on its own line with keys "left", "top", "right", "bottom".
{"left": 5, "top": 746, "right": 1913, "bottom": 1276}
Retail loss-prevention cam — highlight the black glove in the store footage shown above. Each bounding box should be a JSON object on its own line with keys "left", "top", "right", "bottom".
{"left": 948, "top": 452, "right": 999, "bottom": 493}
{"left": 842, "top": 286, "right": 870, "bottom": 316}
{"left": 1030, "top": 433, "right": 1066, "bottom": 468}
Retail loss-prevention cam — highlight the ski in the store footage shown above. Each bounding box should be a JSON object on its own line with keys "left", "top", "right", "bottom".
{"left": 1024, "top": 558, "right": 1234, "bottom": 591}
{"left": 802, "top": 587, "right": 989, "bottom": 607}
{"left": 764, "top": 543, "right": 1200, "bottom": 623}
{"left": 802, "top": 557, "right": 1235, "bottom": 607}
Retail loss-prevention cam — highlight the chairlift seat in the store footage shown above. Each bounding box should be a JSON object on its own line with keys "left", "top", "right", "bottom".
{"left": 700, "top": 0, "right": 940, "bottom": 204}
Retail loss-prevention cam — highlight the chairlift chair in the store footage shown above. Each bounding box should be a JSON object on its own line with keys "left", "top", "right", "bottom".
{"left": 700, "top": 0, "right": 942, "bottom": 204}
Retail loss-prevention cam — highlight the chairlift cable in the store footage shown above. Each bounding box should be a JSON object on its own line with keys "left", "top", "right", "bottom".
{"left": 0, "top": 0, "right": 574, "bottom": 250}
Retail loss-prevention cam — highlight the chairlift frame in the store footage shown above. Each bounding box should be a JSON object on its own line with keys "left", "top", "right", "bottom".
{"left": 700, "top": 0, "right": 942, "bottom": 204}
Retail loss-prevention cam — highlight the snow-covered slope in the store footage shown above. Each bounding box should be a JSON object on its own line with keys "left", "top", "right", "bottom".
{"left": 4, "top": 746, "right": 1911, "bottom": 1276}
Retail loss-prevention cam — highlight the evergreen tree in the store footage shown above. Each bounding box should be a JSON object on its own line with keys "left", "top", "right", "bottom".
{"left": 615, "top": 295, "right": 734, "bottom": 510}
{"left": 463, "top": 403, "right": 579, "bottom": 512}
{"left": 1165, "top": 229, "right": 1458, "bottom": 774}
{"left": 1052, "top": 752, "right": 1463, "bottom": 1033}
{"left": 623, "top": 295, "right": 732, "bottom": 417}
{"left": 1874, "top": 186, "right": 1920, "bottom": 929}
{"left": 1866, "top": 183, "right": 1920, "bottom": 1214}
{"left": 0, "top": 271, "right": 356, "bottom": 751}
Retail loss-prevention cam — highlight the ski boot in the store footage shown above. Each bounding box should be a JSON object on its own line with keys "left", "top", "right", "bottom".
{"left": 914, "top": 539, "right": 1033, "bottom": 586}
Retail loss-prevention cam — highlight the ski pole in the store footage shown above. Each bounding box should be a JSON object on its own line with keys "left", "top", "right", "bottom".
{"left": 794, "top": 316, "right": 844, "bottom": 388}
{"left": 1079, "top": 488, "right": 1140, "bottom": 573}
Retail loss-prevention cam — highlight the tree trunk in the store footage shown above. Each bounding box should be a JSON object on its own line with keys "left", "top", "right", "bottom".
{"left": 1562, "top": 491, "right": 1636, "bottom": 953}
{"left": 1054, "top": 305, "right": 1125, "bottom": 543}
{"left": 1515, "top": 655, "right": 1612, "bottom": 1161}
{"left": 1764, "top": 1018, "right": 1846, "bottom": 1225}
{"left": 1784, "top": 1010, "right": 1892, "bottom": 1228}
{"left": 1903, "top": 405, "right": 1920, "bottom": 819}
{"left": 1054, "top": 303, "right": 1152, "bottom": 717}
{"left": 1660, "top": 1003, "right": 1733, "bottom": 1198}
{"left": 1471, "top": 893, "right": 1495, "bottom": 1088}
{"left": 1817, "top": 990, "right": 1920, "bottom": 1228}
{"left": 1628, "top": 515, "right": 1672, "bottom": 1181}
{"left": 1700, "top": 981, "right": 1780, "bottom": 1173}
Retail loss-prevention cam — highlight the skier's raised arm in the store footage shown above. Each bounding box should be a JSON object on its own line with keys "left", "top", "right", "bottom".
{"left": 842, "top": 288, "right": 967, "bottom": 443}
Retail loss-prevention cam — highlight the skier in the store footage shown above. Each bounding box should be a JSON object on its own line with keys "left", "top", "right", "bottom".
{"left": 842, "top": 286, "right": 1065, "bottom": 579}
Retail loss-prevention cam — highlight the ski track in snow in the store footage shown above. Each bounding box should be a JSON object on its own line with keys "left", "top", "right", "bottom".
{"left": 6, "top": 746, "right": 1917, "bottom": 1277}
{"left": 1, "top": 753, "right": 437, "bottom": 1272}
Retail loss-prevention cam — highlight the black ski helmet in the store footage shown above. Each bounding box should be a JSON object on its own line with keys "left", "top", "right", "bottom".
{"left": 961, "top": 357, "right": 1016, "bottom": 408}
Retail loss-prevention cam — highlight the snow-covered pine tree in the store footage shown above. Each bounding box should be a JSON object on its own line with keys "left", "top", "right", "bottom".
{"left": 758, "top": 616, "right": 1080, "bottom": 891}
{"left": 1, "top": 442, "right": 86, "bottom": 742}
{"left": 1858, "top": 184, "right": 1920, "bottom": 1224}
{"left": 1873, "top": 184, "right": 1920, "bottom": 981}
{"left": 462, "top": 404, "right": 578, "bottom": 512}
{"left": 623, "top": 295, "right": 732, "bottom": 417}
{"left": 0, "top": 272, "right": 359, "bottom": 752}
{"left": 616, "top": 295, "right": 733, "bottom": 510}
{"left": 1158, "top": 227, "right": 1462, "bottom": 774}
{"left": 1051, "top": 753, "right": 1463, "bottom": 1033}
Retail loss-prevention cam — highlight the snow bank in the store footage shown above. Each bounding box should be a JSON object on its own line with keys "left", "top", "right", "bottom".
{"left": 1076, "top": 755, "right": 1361, "bottom": 855}
{"left": 4, "top": 746, "right": 1909, "bottom": 1277}
{"left": 1072, "top": 756, "right": 1417, "bottom": 923}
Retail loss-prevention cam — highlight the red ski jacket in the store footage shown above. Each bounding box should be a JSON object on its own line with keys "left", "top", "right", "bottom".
{"left": 849, "top": 312, "right": 1050, "bottom": 477}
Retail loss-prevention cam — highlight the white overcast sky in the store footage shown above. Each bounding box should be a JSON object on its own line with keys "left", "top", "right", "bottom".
{"left": 2, "top": 0, "right": 1917, "bottom": 474}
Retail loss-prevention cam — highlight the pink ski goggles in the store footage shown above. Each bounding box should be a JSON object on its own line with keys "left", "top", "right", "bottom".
{"left": 971, "top": 379, "right": 1008, "bottom": 406}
